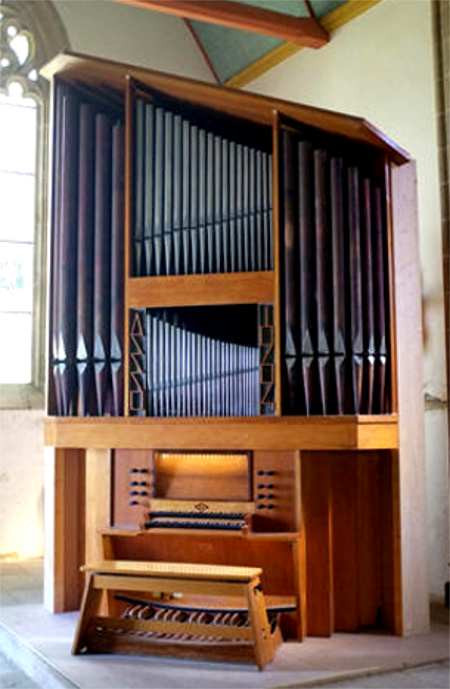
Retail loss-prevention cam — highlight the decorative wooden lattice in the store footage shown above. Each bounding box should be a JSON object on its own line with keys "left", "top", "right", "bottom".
{"left": 259, "top": 305, "right": 275, "bottom": 415}
{"left": 129, "top": 309, "right": 146, "bottom": 415}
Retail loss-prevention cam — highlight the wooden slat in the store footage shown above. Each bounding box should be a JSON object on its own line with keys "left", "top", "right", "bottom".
{"left": 127, "top": 271, "right": 274, "bottom": 308}
{"left": 85, "top": 559, "right": 261, "bottom": 580}
{"left": 123, "top": 77, "right": 134, "bottom": 416}
{"left": 331, "top": 453, "right": 359, "bottom": 632}
{"left": 110, "top": 0, "right": 329, "bottom": 48}
{"left": 85, "top": 449, "right": 111, "bottom": 564}
{"left": 101, "top": 528, "right": 299, "bottom": 541}
{"left": 302, "top": 452, "right": 334, "bottom": 636}
{"left": 44, "top": 415, "right": 399, "bottom": 451}
{"left": 384, "top": 158, "right": 398, "bottom": 412}
{"left": 291, "top": 534, "right": 307, "bottom": 641}
{"left": 40, "top": 53, "right": 410, "bottom": 165}
{"left": 272, "top": 112, "right": 283, "bottom": 415}
{"left": 356, "top": 452, "right": 382, "bottom": 628}
{"left": 380, "top": 450, "right": 403, "bottom": 634}
{"left": 89, "top": 614, "right": 254, "bottom": 640}
{"left": 85, "top": 632, "right": 255, "bottom": 662}
{"left": 93, "top": 574, "right": 246, "bottom": 597}
{"left": 44, "top": 447, "right": 86, "bottom": 613}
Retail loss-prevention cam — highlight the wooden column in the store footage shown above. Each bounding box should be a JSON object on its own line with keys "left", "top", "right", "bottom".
{"left": 390, "top": 161, "right": 429, "bottom": 634}
{"left": 85, "top": 449, "right": 111, "bottom": 563}
{"left": 44, "top": 447, "right": 86, "bottom": 612}
{"left": 301, "top": 452, "right": 334, "bottom": 636}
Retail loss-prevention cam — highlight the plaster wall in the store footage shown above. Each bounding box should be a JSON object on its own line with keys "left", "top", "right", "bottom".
{"left": 246, "top": 0, "right": 448, "bottom": 597}
{"left": 0, "top": 410, "right": 45, "bottom": 558}
{"left": 53, "top": 0, "right": 213, "bottom": 81}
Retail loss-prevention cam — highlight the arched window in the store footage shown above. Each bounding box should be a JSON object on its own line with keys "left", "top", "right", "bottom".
{"left": 0, "top": 0, "right": 68, "bottom": 407}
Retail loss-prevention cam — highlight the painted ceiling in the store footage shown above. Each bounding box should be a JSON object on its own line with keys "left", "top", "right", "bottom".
{"left": 188, "top": 0, "right": 349, "bottom": 84}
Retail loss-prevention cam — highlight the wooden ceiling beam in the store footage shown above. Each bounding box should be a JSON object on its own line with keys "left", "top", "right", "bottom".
{"left": 110, "top": 0, "right": 330, "bottom": 48}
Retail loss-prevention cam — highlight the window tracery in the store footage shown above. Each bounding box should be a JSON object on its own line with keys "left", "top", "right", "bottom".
{"left": 0, "top": 0, "right": 69, "bottom": 405}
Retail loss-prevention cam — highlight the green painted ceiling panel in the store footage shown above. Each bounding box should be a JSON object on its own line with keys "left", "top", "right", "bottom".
{"left": 191, "top": 0, "right": 348, "bottom": 83}
{"left": 239, "top": 1, "right": 347, "bottom": 19}
{"left": 190, "top": 21, "right": 283, "bottom": 83}
{"left": 238, "top": 1, "right": 310, "bottom": 18}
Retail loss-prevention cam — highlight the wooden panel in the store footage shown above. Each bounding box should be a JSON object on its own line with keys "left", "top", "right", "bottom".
{"left": 379, "top": 450, "right": 403, "bottom": 634}
{"left": 44, "top": 415, "right": 399, "bottom": 451}
{"left": 89, "top": 613, "right": 254, "bottom": 640}
{"left": 44, "top": 448, "right": 86, "bottom": 613}
{"left": 272, "top": 112, "right": 283, "bottom": 415}
{"left": 111, "top": 0, "right": 329, "bottom": 48}
{"left": 154, "top": 452, "right": 250, "bottom": 501}
{"left": 391, "top": 161, "right": 428, "bottom": 635}
{"left": 384, "top": 158, "right": 398, "bottom": 413}
{"left": 252, "top": 451, "right": 299, "bottom": 532}
{"left": 85, "top": 632, "right": 255, "bottom": 663}
{"left": 356, "top": 452, "right": 382, "bottom": 628}
{"left": 85, "top": 449, "right": 111, "bottom": 564}
{"left": 103, "top": 531, "right": 302, "bottom": 639}
{"left": 85, "top": 560, "right": 261, "bottom": 581}
{"left": 111, "top": 449, "right": 152, "bottom": 528}
{"left": 103, "top": 531, "right": 301, "bottom": 632}
{"left": 41, "top": 53, "right": 410, "bottom": 165}
{"left": 301, "top": 452, "right": 334, "bottom": 636}
{"left": 331, "top": 453, "right": 359, "bottom": 632}
{"left": 127, "top": 271, "right": 274, "bottom": 308}
{"left": 123, "top": 77, "right": 134, "bottom": 416}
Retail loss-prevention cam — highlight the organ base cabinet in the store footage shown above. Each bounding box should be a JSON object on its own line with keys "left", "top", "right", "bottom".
{"left": 43, "top": 52, "right": 429, "bottom": 641}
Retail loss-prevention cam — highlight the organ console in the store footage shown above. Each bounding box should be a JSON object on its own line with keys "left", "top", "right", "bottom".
{"left": 43, "top": 52, "right": 428, "bottom": 647}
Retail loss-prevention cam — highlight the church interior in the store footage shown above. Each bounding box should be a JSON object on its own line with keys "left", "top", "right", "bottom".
{"left": 0, "top": 1, "right": 448, "bottom": 687}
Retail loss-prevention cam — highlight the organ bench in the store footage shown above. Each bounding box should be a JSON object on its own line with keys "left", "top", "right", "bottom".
{"left": 73, "top": 560, "right": 279, "bottom": 669}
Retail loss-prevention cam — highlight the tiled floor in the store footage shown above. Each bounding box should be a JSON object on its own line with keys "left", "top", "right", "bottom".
{"left": 0, "top": 558, "right": 449, "bottom": 689}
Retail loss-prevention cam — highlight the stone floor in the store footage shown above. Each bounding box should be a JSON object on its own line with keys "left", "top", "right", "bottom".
{"left": 0, "top": 651, "right": 41, "bottom": 689}
{"left": 0, "top": 558, "right": 449, "bottom": 689}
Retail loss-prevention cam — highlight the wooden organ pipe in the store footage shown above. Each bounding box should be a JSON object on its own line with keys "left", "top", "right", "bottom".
{"left": 280, "top": 131, "right": 390, "bottom": 416}
{"left": 49, "top": 81, "right": 125, "bottom": 416}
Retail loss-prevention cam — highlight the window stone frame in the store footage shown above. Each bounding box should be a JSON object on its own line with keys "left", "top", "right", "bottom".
{"left": 0, "top": 0, "right": 69, "bottom": 409}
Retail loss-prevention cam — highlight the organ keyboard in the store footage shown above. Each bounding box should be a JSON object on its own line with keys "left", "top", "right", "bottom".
{"left": 143, "top": 499, "right": 255, "bottom": 532}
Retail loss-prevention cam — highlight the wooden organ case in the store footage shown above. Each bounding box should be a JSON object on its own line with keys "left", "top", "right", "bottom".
{"left": 43, "top": 52, "right": 428, "bottom": 641}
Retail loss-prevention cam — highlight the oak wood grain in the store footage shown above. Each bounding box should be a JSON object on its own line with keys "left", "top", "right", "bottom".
{"left": 127, "top": 271, "right": 274, "bottom": 308}
{"left": 45, "top": 415, "right": 399, "bottom": 451}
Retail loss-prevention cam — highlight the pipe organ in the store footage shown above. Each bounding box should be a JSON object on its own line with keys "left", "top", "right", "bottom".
{"left": 43, "top": 52, "right": 428, "bottom": 644}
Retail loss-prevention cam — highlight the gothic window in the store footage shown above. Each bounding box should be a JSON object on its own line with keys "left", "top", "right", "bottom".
{"left": 0, "top": 1, "right": 68, "bottom": 406}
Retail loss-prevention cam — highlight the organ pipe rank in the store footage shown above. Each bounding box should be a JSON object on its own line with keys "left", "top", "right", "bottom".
{"left": 48, "top": 81, "right": 389, "bottom": 419}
